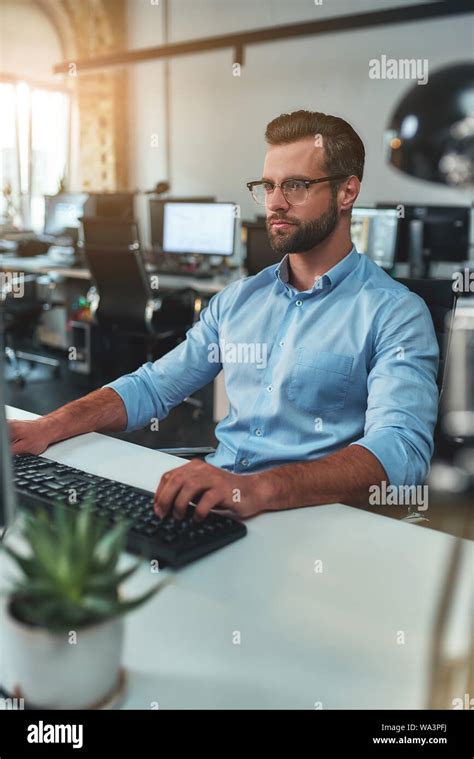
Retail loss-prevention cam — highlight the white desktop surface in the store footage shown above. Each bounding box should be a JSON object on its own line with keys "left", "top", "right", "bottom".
{"left": 2, "top": 406, "right": 472, "bottom": 709}
{"left": 0, "top": 254, "right": 232, "bottom": 293}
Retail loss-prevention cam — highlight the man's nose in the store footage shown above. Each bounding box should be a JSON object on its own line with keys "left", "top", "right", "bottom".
{"left": 266, "top": 186, "right": 291, "bottom": 214}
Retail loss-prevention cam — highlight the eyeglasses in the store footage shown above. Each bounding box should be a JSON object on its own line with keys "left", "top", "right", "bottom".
{"left": 246, "top": 175, "right": 348, "bottom": 206}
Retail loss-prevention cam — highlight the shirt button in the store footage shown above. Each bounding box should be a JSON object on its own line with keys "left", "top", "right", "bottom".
{"left": 295, "top": 300, "right": 303, "bottom": 307}
{"left": 240, "top": 458, "right": 249, "bottom": 467}
{"left": 255, "top": 428, "right": 263, "bottom": 437}
{"left": 279, "top": 340, "right": 285, "bottom": 347}
{"left": 267, "top": 385, "right": 273, "bottom": 392}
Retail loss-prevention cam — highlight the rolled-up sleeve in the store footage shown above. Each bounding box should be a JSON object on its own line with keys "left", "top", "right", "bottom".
{"left": 104, "top": 293, "right": 222, "bottom": 432}
{"left": 350, "top": 291, "right": 439, "bottom": 486}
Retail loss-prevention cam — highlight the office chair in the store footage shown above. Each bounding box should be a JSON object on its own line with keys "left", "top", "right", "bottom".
{"left": 2, "top": 274, "right": 60, "bottom": 387}
{"left": 396, "top": 278, "right": 458, "bottom": 395}
{"left": 396, "top": 278, "right": 459, "bottom": 523}
{"left": 83, "top": 221, "right": 204, "bottom": 415}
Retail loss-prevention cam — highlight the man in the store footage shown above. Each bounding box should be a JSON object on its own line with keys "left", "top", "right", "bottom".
{"left": 9, "top": 110, "right": 439, "bottom": 522}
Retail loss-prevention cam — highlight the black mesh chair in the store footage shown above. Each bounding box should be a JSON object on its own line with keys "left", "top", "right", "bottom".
{"left": 396, "top": 278, "right": 458, "bottom": 395}
{"left": 82, "top": 217, "right": 203, "bottom": 414}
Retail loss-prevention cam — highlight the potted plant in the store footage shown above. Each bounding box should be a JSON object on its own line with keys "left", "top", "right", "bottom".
{"left": 2, "top": 503, "right": 167, "bottom": 709}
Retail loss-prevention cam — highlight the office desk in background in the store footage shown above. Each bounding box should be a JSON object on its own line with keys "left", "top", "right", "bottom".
{"left": 2, "top": 406, "right": 472, "bottom": 709}
{"left": 0, "top": 254, "right": 233, "bottom": 420}
{"left": 0, "top": 253, "right": 236, "bottom": 295}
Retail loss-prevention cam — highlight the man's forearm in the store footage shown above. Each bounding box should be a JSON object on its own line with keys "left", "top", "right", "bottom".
{"left": 258, "top": 444, "right": 391, "bottom": 513}
{"left": 40, "top": 387, "right": 128, "bottom": 444}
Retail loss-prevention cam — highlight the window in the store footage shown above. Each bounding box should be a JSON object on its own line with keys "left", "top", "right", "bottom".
{"left": 0, "top": 80, "right": 70, "bottom": 231}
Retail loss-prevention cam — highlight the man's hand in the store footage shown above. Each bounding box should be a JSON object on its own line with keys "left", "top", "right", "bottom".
{"left": 8, "top": 418, "right": 56, "bottom": 456}
{"left": 154, "top": 459, "right": 272, "bottom": 521}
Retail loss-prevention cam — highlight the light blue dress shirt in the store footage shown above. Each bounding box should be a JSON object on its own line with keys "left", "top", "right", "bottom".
{"left": 106, "top": 247, "right": 439, "bottom": 486}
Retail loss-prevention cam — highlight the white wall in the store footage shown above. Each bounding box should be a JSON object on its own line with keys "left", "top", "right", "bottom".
{"left": 126, "top": 0, "right": 473, "bottom": 245}
{"left": 0, "top": 0, "right": 63, "bottom": 83}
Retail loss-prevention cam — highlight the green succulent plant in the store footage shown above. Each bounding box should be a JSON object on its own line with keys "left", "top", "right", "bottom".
{"left": 3, "top": 501, "right": 167, "bottom": 631}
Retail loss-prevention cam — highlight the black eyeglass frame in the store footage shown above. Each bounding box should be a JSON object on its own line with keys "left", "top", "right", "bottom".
{"left": 246, "top": 174, "right": 349, "bottom": 204}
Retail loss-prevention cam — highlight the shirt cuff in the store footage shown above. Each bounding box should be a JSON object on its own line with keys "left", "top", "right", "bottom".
{"left": 350, "top": 430, "right": 428, "bottom": 487}
{"left": 103, "top": 374, "right": 156, "bottom": 433}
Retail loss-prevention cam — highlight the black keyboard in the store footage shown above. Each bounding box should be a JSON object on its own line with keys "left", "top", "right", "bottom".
{"left": 12, "top": 454, "right": 247, "bottom": 568}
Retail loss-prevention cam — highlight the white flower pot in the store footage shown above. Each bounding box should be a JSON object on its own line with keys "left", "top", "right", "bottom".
{"left": 5, "top": 602, "right": 124, "bottom": 709}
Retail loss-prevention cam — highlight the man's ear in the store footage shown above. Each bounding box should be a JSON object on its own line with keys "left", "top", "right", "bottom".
{"left": 339, "top": 176, "right": 360, "bottom": 211}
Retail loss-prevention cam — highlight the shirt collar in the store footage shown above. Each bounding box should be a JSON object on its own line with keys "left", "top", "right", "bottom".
{"left": 275, "top": 246, "right": 359, "bottom": 294}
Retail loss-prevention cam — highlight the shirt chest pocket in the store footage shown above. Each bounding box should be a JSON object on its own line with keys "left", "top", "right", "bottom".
{"left": 287, "top": 349, "right": 354, "bottom": 413}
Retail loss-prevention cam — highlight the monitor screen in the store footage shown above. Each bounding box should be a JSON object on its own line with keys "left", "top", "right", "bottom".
{"left": 44, "top": 193, "right": 88, "bottom": 235}
{"left": 150, "top": 197, "right": 215, "bottom": 249}
{"left": 376, "top": 204, "right": 470, "bottom": 263}
{"left": 163, "top": 202, "right": 236, "bottom": 256}
{"left": 351, "top": 207, "right": 399, "bottom": 269}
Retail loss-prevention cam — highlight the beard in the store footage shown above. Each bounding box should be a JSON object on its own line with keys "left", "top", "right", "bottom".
{"left": 266, "top": 194, "right": 339, "bottom": 256}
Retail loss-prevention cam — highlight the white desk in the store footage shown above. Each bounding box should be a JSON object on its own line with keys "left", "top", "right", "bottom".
{"left": 0, "top": 254, "right": 236, "bottom": 294}
{"left": 2, "top": 406, "right": 473, "bottom": 709}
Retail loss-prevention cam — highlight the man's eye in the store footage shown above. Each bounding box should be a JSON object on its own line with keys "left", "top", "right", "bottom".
{"left": 263, "top": 183, "right": 274, "bottom": 192}
{"left": 284, "top": 180, "right": 304, "bottom": 192}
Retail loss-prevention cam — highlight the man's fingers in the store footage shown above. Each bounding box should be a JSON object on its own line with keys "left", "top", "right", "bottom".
{"left": 154, "top": 474, "right": 181, "bottom": 517}
{"left": 194, "top": 490, "right": 226, "bottom": 521}
{"left": 172, "top": 484, "right": 206, "bottom": 519}
{"left": 154, "top": 461, "right": 207, "bottom": 516}
{"left": 11, "top": 440, "right": 26, "bottom": 455}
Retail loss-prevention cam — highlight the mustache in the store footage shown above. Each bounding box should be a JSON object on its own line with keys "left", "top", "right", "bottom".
{"left": 267, "top": 216, "right": 299, "bottom": 225}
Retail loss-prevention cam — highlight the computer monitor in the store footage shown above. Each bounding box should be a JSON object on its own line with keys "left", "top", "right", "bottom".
{"left": 162, "top": 202, "right": 236, "bottom": 257}
{"left": 149, "top": 197, "right": 215, "bottom": 250}
{"left": 244, "top": 221, "right": 282, "bottom": 275}
{"left": 44, "top": 193, "right": 88, "bottom": 235}
{"left": 377, "top": 204, "right": 470, "bottom": 267}
{"left": 351, "top": 207, "right": 399, "bottom": 269}
{"left": 83, "top": 193, "right": 135, "bottom": 220}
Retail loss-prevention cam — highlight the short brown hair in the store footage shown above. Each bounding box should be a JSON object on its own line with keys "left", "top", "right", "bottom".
{"left": 265, "top": 109, "right": 365, "bottom": 182}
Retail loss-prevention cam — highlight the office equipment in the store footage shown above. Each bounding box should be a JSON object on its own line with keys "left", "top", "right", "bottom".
{"left": 81, "top": 217, "right": 141, "bottom": 249}
{"left": 442, "top": 298, "right": 474, "bottom": 440}
{"left": 83, "top": 225, "right": 200, "bottom": 385}
{"left": 396, "top": 278, "right": 458, "bottom": 395}
{"left": 84, "top": 242, "right": 196, "bottom": 337}
{"left": 16, "top": 237, "right": 53, "bottom": 258}
{"left": 12, "top": 453, "right": 247, "bottom": 568}
{"left": 4, "top": 405, "right": 473, "bottom": 709}
{"left": 243, "top": 220, "right": 282, "bottom": 275}
{"left": 68, "top": 321, "right": 93, "bottom": 375}
{"left": 83, "top": 193, "right": 135, "bottom": 220}
{"left": 351, "top": 207, "right": 399, "bottom": 269}
{"left": 44, "top": 193, "right": 88, "bottom": 236}
{"left": 378, "top": 204, "right": 470, "bottom": 276}
{"left": 163, "top": 202, "right": 236, "bottom": 257}
{"left": 3, "top": 274, "right": 60, "bottom": 387}
{"left": 149, "top": 196, "right": 215, "bottom": 251}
